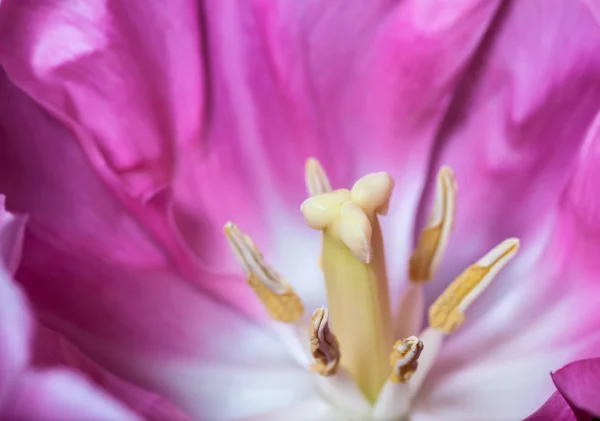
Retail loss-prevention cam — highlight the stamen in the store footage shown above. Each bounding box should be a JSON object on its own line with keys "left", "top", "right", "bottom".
{"left": 223, "top": 222, "right": 304, "bottom": 323}
{"left": 389, "top": 336, "right": 424, "bottom": 384}
{"left": 429, "top": 238, "right": 520, "bottom": 334}
{"left": 310, "top": 307, "right": 340, "bottom": 376}
{"left": 305, "top": 157, "right": 332, "bottom": 196}
{"left": 407, "top": 327, "right": 443, "bottom": 398}
{"left": 409, "top": 167, "right": 457, "bottom": 282}
{"left": 373, "top": 336, "right": 424, "bottom": 419}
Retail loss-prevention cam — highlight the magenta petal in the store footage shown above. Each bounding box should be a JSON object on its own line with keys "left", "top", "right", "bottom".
{"left": 31, "top": 326, "right": 191, "bottom": 421}
{"left": 551, "top": 358, "right": 600, "bottom": 419}
{"left": 522, "top": 392, "right": 577, "bottom": 421}
{"left": 0, "top": 202, "right": 30, "bottom": 411}
{"left": 523, "top": 358, "right": 600, "bottom": 421}
{"left": 0, "top": 266, "right": 31, "bottom": 412}
{"left": 6, "top": 369, "right": 140, "bottom": 421}
{"left": 0, "top": 195, "right": 27, "bottom": 275}
{"left": 0, "top": 0, "right": 221, "bottom": 273}
{"left": 0, "top": 0, "right": 206, "bottom": 198}
{"left": 0, "top": 0, "right": 508, "bottom": 248}
{"left": 421, "top": 0, "right": 600, "bottom": 301}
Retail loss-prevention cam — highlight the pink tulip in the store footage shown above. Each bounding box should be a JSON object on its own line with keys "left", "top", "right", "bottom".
{"left": 0, "top": 197, "right": 139, "bottom": 420}
{"left": 1, "top": 0, "right": 600, "bottom": 420}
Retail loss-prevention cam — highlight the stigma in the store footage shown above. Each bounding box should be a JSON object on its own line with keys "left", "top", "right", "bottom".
{"left": 223, "top": 158, "right": 520, "bottom": 413}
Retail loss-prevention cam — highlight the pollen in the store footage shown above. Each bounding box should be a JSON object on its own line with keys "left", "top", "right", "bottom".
{"left": 389, "top": 336, "right": 424, "bottom": 384}
{"left": 409, "top": 167, "right": 457, "bottom": 282}
{"left": 309, "top": 307, "right": 340, "bottom": 376}
{"left": 429, "top": 238, "right": 520, "bottom": 334}
{"left": 223, "top": 222, "right": 304, "bottom": 323}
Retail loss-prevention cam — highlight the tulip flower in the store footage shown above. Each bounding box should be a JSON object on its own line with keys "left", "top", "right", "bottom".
{"left": 1, "top": 1, "right": 600, "bottom": 420}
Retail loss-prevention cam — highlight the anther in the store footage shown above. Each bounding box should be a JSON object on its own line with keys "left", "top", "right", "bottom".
{"left": 429, "top": 238, "right": 520, "bottom": 334}
{"left": 224, "top": 222, "right": 304, "bottom": 323}
{"left": 310, "top": 307, "right": 340, "bottom": 376}
{"left": 389, "top": 336, "right": 424, "bottom": 384}
{"left": 305, "top": 157, "right": 332, "bottom": 197}
{"left": 409, "top": 167, "right": 457, "bottom": 282}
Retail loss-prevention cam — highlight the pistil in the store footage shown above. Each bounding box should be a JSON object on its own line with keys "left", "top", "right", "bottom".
{"left": 302, "top": 168, "right": 395, "bottom": 403}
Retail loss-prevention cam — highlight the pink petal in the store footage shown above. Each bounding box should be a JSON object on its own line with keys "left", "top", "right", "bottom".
{"left": 187, "top": 0, "right": 503, "bottom": 204}
{"left": 0, "top": 202, "right": 30, "bottom": 411}
{"left": 0, "top": 0, "right": 267, "bottom": 270}
{"left": 5, "top": 369, "right": 140, "bottom": 421}
{"left": 548, "top": 108, "right": 600, "bottom": 352}
{"left": 1, "top": 198, "right": 141, "bottom": 419}
{"left": 419, "top": 110, "right": 600, "bottom": 419}
{"left": 0, "top": 73, "right": 263, "bottom": 317}
{"left": 0, "top": 0, "right": 510, "bottom": 346}
{"left": 0, "top": 73, "right": 306, "bottom": 418}
{"left": 418, "top": 0, "right": 600, "bottom": 303}
{"left": 0, "top": 196, "right": 28, "bottom": 275}
{"left": 32, "top": 326, "right": 192, "bottom": 421}
{"left": 0, "top": 265, "right": 31, "bottom": 412}
{"left": 17, "top": 234, "right": 312, "bottom": 419}
{"left": 551, "top": 358, "right": 600, "bottom": 419}
{"left": 522, "top": 392, "right": 577, "bottom": 421}
{"left": 523, "top": 358, "right": 600, "bottom": 421}
{"left": 0, "top": 0, "right": 233, "bottom": 276}
{"left": 0, "top": 267, "right": 141, "bottom": 421}
{"left": 0, "top": 0, "right": 506, "bottom": 258}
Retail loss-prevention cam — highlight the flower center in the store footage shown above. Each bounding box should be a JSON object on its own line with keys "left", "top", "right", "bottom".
{"left": 223, "top": 158, "right": 519, "bottom": 418}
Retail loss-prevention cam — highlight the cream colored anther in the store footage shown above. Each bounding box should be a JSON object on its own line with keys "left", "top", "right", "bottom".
{"left": 224, "top": 222, "right": 304, "bottom": 323}
{"left": 305, "top": 157, "right": 332, "bottom": 197}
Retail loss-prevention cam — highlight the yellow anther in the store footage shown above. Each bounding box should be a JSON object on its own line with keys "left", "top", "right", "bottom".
{"left": 409, "top": 167, "right": 457, "bottom": 282}
{"left": 389, "top": 336, "right": 423, "bottom": 384}
{"left": 305, "top": 157, "right": 332, "bottom": 197}
{"left": 429, "top": 238, "right": 520, "bottom": 334}
{"left": 223, "top": 222, "right": 304, "bottom": 323}
{"left": 310, "top": 307, "right": 340, "bottom": 376}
